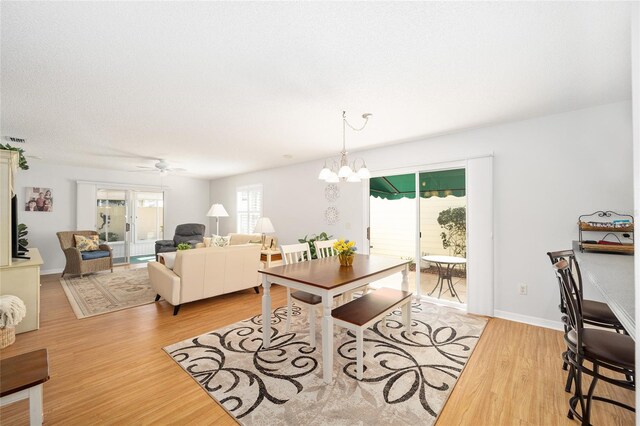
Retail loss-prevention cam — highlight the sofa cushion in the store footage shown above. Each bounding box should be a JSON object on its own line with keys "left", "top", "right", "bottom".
{"left": 74, "top": 234, "right": 99, "bottom": 251}
{"left": 80, "top": 250, "right": 110, "bottom": 260}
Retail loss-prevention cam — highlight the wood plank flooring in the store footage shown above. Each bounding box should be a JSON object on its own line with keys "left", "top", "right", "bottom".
{"left": 0, "top": 266, "right": 634, "bottom": 425}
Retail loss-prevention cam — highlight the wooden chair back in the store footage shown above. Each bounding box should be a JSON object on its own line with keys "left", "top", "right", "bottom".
{"left": 280, "top": 243, "right": 312, "bottom": 264}
{"left": 314, "top": 239, "right": 338, "bottom": 258}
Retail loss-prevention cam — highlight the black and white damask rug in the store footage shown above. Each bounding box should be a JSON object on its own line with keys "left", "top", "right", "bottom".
{"left": 164, "top": 301, "right": 487, "bottom": 425}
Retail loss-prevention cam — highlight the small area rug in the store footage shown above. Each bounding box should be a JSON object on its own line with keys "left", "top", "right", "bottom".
{"left": 60, "top": 268, "right": 156, "bottom": 319}
{"left": 164, "top": 300, "right": 487, "bottom": 425}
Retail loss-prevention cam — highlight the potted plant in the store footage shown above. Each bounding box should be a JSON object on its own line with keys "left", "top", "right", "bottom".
{"left": 176, "top": 243, "right": 192, "bottom": 250}
{"left": 298, "top": 231, "right": 333, "bottom": 259}
{"left": 333, "top": 239, "right": 357, "bottom": 266}
{"left": 0, "top": 295, "right": 26, "bottom": 348}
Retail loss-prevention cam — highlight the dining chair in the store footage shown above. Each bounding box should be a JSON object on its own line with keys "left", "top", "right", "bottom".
{"left": 546, "top": 249, "right": 627, "bottom": 393}
{"left": 314, "top": 239, "right": 371, "bottom": 302}
{"left": 553, "top": 259, "right": 635, "bottom": 424}
{"left": 280, "top": 243, "right": 320, "bottom": 347}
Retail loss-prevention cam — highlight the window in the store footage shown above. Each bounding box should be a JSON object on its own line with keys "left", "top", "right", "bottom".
{"left": 236, "top": 184, "right": 263, "bottom": 233}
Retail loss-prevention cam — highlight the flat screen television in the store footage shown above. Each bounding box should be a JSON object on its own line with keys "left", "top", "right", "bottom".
{"left": 11, "top": 194, "right": 29, "bottom": 259}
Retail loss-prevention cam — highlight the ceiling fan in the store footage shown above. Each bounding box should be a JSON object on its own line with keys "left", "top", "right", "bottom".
{"left": 135, "top": 159, "right": 186, "bottom": 174}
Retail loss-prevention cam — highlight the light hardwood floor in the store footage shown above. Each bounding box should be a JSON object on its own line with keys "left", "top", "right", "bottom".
{"left": 1, "top": 266, "right": 634, "bottom": 425}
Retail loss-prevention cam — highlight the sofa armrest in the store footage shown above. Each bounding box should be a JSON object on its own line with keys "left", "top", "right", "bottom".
{"left": 155, "top": 239, "right": 174, "bottom": 247}
{"left": 148, "top": 262, "right": 181, "bottom": 306}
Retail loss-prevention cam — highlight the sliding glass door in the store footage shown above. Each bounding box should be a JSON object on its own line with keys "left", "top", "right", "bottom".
{"left": 368, "top": 168, "right": 467, "bottom": 305}
{"left": 96, "top": 188, "right": 164, "bottom": 265}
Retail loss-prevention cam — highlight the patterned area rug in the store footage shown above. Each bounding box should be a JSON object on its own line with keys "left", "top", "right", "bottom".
{"left": 164, "top": 300, "right": 487, "bottom": 425}
{"left": 60, "top": 268, "right": 157, "bottom": 319}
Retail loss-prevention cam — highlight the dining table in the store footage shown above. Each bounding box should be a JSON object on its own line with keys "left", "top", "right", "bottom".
{"left": 259, "top": 254, "right": 411, "bottom": 384}
{"left": 573, "top": 241, "right": 635, "bottom": 340}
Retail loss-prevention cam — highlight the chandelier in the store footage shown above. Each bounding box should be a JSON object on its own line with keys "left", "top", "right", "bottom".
{"left": 318, "top": 111, "right": 372, "bottom": 183}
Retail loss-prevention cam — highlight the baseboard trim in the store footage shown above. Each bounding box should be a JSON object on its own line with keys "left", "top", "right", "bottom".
{"left": 494, "top": 310, "right": 563, "bottom": 331}
{"left": 41, "top": 268, "right": 64, "bottom": 276}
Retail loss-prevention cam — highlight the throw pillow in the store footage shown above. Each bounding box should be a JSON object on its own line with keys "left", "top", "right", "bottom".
{"left": 74, "top": 234, "right": 100, "bottom": 251}
{"left": 212, "top": 235, "right": 230, "bottom": 247}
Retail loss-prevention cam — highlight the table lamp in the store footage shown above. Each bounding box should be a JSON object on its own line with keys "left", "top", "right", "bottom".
{"left": 253, "top": 217, "right": 275, "bottom": 249}
{"left": 207, "top": 203, "right": 229, "bottom": 236}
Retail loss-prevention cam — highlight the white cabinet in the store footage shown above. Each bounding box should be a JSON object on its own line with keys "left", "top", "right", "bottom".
{"left": 0, "top": 248, "right": 43, "bottom": 333}
{"left": 0, "top": 150, "right": 43, "bottom": 334}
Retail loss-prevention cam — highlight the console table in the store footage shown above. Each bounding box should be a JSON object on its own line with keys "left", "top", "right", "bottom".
{"left": 0, "top": 248, "right": 43, "bottom": 334}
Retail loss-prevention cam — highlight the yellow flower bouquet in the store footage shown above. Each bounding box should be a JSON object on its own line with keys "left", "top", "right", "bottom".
{"left": 333, "top": 239, "right": 357, "bottom": 266}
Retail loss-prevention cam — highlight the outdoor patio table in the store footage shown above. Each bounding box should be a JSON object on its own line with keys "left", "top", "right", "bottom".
{"left": 422, "top": 255, "right": 466, "bottom": 303}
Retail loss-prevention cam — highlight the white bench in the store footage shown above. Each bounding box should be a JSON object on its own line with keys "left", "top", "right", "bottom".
{"left": 0, "top": 348, "right": 50, "bottom": 425}
{"left": 331, "top": 288, "right": 412, "bottom": 380}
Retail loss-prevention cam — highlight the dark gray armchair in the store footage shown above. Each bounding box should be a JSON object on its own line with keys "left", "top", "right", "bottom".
{"left": 155, "top": 223, "right": 206, "bottom": 259}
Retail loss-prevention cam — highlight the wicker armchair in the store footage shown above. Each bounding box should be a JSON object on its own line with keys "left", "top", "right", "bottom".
{"left": 56, "top": 230, "right": 113, "bottom": 278}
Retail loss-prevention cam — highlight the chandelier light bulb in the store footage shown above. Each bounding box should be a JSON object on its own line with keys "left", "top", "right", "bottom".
{"left": 357, "top": 166, "right": 371, "bottom": 179}
{"left": 338, "top": 165, "right": 353, "bottom": 178}
{"left": 326, "top": 172, "right": 340, "bottom": 183}
{"left": 318, "top": 166, "right": 332, "bottom": 180}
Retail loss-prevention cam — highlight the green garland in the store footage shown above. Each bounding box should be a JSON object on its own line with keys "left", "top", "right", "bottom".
{"left": 0, "top": 143, "right": 29, "bottom": 170}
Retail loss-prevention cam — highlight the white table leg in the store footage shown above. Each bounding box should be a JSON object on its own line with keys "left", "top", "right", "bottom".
{"left": 402, "top": 265, "right": 411, "bottom": 327}
{"left": 401, "top": 265, "right": 409, "bottom": 291}
{"left": 262, "top": 275, "right": 272, "bottom": 349}
{"left": 322, "top": 294, "right": 333, "bottom": 384}
{"left": 356, "top": 328, "right": 364, "bottom": 380}
{"left": 29, "top": 384, "right": 43, "bottom": 425}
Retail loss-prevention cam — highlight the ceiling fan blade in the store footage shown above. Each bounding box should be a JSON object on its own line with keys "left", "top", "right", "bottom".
{"left": 168, "top": 167, "right": 187, "bottom": 172}
{"left": 136, "top": 165, "right": 155, "bottom": 170}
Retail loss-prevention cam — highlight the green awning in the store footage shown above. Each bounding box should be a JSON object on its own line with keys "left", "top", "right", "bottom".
{"left": 370, "top": 169, "right": 466, "bottom": 200}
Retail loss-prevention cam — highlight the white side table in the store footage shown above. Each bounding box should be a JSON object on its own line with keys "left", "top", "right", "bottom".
{"left": 260, "top": 249, "right": 282, "bottom": 268}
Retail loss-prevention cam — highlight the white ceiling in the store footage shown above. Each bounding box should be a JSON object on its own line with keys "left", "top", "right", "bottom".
{"left": 0, "top": 1, "right": 632, "bottom": 179}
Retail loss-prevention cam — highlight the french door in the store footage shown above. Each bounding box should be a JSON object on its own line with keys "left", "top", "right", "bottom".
{"left": 95, "top": 189, "right": 164, "bottom": 265}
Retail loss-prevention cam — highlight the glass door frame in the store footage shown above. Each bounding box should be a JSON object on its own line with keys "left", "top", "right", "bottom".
{"left": 95, "top": 185, "right": 165, "bottom": 265}
{"left": 363, "top": 159, "right": 467, "bottom": 306}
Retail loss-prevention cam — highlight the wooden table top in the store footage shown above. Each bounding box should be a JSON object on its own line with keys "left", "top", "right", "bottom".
{"left": 258, "top": 254, "right": 409, "bottom": 290}
{"left": 0, "top": 348, "right": 50, "bottom": 397}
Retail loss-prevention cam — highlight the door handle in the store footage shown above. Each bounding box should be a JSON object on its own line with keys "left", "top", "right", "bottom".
{"left": 126, "top": 223, "right": 131, "bottom": 232}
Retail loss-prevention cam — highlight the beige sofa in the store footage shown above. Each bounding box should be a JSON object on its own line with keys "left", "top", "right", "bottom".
{"left": 148, "top": 244, "right": 262, "bottom": 315}
{"left": 227, "top": 233, "right": 277, "bottom": 249}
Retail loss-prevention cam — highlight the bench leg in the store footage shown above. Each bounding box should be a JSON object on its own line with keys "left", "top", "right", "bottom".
{"left": 356, "top": 328, "right": 364, "bottom": 380}
{"left": 402, "top": 301, "right": 412, "bottom": 332}
{"left": 309, "top": 306, "right": 316, "bottom": 348}
{"left": 286, "top": 288, "right": 292, "bottom": 333}
{"left": 29, "top": 384, "right": 43, "bottom": 425}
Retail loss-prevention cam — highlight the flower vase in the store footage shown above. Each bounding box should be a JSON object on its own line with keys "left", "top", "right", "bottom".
{"left": 338, "top": 253, "right": 354, "bottom": 267}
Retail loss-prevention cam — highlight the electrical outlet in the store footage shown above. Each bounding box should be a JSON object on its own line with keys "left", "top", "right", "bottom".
{"left": 519, "top": 283, "right": 528, "bottom": 295}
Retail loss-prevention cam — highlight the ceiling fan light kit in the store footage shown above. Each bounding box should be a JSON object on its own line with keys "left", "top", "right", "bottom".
{"left": 136, "top": 159, "right": 186, "bottom": 174}
{"left": 318, "top": 111, "right": 371, "bottom": 184}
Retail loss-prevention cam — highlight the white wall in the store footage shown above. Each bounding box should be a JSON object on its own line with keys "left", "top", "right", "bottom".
{"left": 210, "top": 101, "right": 634, "bottom": 324}
{"left": 14, "top": 164, "right": 210, "bottom": 274}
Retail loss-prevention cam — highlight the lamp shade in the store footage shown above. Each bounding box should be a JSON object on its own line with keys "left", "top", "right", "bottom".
{"left": 207, "top": 203, "right": 229, "bottom": 217}
{"left": 253, "top": 217, "right": 275, "bottom": 234}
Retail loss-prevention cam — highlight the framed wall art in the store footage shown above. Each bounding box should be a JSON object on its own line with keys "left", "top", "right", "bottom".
{"left": 25, "top": 187, "right": 53, "bottom": 212}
